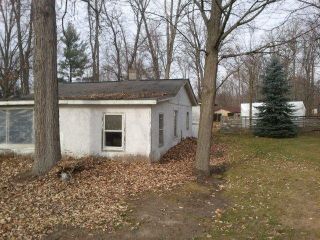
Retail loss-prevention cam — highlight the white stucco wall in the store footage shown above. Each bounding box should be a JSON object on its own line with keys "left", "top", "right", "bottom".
{"left": 59, "top": 105, "right": 152, "bottom": 158}
{"left": 0, "top": 85, "right": 196, "bottom": 160}
{"left": 150, "top": 86, "right": 193, "bottom": 161}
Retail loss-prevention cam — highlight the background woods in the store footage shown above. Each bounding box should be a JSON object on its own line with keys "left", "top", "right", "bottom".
{"left": 0, "top": 0, "right": 318, "bottom": 110}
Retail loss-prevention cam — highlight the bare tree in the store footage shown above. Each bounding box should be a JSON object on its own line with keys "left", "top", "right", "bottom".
{"left": 135, "top": 0, "right": 160, "bottom": 79}
{"left": 87, "top": 0, "right": 104, "bottom": 82}
{"left": 193, "top": 0, "right": 278, "bottom": 175}
{"left": 298, "top": 0, "right": 320, "bottom": 9}
{"left": 241, "top": 54, "right": 263, "bottom": 126}
{"left": 266, "top": 18, "right": 320, "bottom": 114}
{"left": 10, "top": 0, "right": 33, "bottom": 95}
{"left": 0, "top": 0, "right": 19, "bottom": 98}
{"left": 183, "top": 5, "right": 206, "bottom": 99}
{"left": 163, "top": 0, "right": 183, "bottom": 79}
{"left": 126, "top": 0, "right": 144, "bottom": 77}
{"left": 32, "top": 0, "right": 61, "bottom": 175}
{"left": 102, "top": 7, "right": 123, "bottom": 81}
{"left": 300, "top": 32, "right": 318, "bottom": 115}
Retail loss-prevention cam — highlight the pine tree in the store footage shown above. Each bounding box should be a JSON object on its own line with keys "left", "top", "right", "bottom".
{"left": 59, "top": 22, "right": 88, "bottom": 82}
{"left": 254, "top": 56, "right": 298, "bottom": 138}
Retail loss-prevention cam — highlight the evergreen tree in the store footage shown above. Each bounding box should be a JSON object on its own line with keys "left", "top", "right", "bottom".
{"left": 254, "top": 56, "right": 297, "bottom": 138}
{"left": 59, "top": 22, "right": 88, "bottom": 82}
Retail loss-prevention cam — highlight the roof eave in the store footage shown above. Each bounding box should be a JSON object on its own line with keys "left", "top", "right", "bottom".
{"left": 0, "top": 99, "right": 158, "bottom": 106}
{"left": 184, "top": 80, "right": 198, "bottom": 106}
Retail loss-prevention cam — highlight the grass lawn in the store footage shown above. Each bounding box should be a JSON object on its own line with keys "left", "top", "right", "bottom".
{"left": 209, "top": 133, "right": 320, "bottom": 239}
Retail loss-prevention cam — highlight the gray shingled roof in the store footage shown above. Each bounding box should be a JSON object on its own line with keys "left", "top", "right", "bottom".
{"left": 15, "top": 79, "right": 197, "bottom": 104}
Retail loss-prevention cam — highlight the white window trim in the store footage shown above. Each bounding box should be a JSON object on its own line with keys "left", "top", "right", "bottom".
{"left": 102, "top": 113, "right": 125, "bottom": 152}
{"left": 159, "top": 113, "right": 164, "bottom": 147}
{"left": 0, "top": 107, "right": 34, "bottom": 147}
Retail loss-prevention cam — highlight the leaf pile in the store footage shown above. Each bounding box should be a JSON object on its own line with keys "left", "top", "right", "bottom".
{"left": 0, "top": 138, "right": 227, "bottom": 239}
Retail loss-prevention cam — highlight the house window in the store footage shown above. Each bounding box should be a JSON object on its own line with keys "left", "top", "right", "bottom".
{"left": 159, "top": 113, "right": 164, "bottom": 147}
{"left": 103, "top": 114, "right": 124, "bottom": 150}
{"left": 174, "top": 110, "right": 178, "bottom": 137}
{"left": 0, "top": 110, "right": 6, "bottom": 144}
{"left": 186, "top": 112, "right": 190, "bottom": 130}
{"left": 0, "top": 109, "right": 34, "bottom": 145}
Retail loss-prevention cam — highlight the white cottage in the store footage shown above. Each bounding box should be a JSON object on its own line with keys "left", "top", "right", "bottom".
{"left": 0, "top": 79, "right": 197, "bottom": 161}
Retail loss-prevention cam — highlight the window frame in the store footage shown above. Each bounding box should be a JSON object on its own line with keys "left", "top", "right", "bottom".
{"left": 174, "top": 110, "right": 178, "bottom": 138}
{"left": 102, "top": 113, "right": 125, "bottom": 151}
{"left": 186, "top": 111, "right": 190, "bottom": 130}
{"left": 159, "top": 113, "right": 164, "bottom": 147}
{"left": 0, "top": 107, "right": 34, "bottom": 148}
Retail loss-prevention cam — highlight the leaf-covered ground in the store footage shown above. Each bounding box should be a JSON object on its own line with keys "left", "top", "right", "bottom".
{"left": 209, "top": 133, "right": 320, "bottom": 240}
{"left": 2, "top": 134, "right": 318, "bottom": 239}
{"left": 0, "top": 138, "right": 226, "bottom": 239}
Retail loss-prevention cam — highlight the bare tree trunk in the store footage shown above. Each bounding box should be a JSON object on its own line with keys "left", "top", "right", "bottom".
{"left": 105, "top": 10, "right": 122, "bottom": 81}
{"left": 195, "top": 47, "right": 219, "bottom": 175}
{"left": 94, "top": 3, "right": 100, "bottom": 82}
{"left": 32, "top": 0, "right": 61, "bottom": 175}
{"left": 142, "top": 17, "right": 160, "bottom": 79}
{"left": 138, "top": 0, "right": 160, "bottom": 79}
{"left": 127, "top": 15, "right": 142, "bottom": 76}
{"left": 249, "top": 75, "right": 254, "bottom": 127}
{"left": 194, "top": 0, "right": 222, "bottom": 176}
{"left": 193, "top": 0, "right": 275, "bottom": 176}
{"left": 87, "top": 0, "right": 101, "bottom": 82}
{"left": 164, "top": 0, "right": 181, "bottom": 79}
{"left": 69, "top": 65, "right": 72, "bottom": 82}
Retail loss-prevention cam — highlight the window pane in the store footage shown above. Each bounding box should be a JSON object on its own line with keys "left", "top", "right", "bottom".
{"left": 0, "top": 110, "right": 6, "bottom": 143}
{"left": 186, "top": 112, "right": 189, "bottom": 130}
{"left": 174, "top": 110, "right": 178, "bottom": 137}
{"left": 159, "top": 114, "right": 164, "bottom": 129}
{"left": 159, "top": 114, "right": 164, "bottom": 146}
{"left": 159, "top": 130, "right": 164, "bottom": 146}
{"left": 105, "top": 132, "right": 122, "bottom": 147}
{"left": 105, "top": 115, "right": 122, "bottom": 130}
{"left": 8, "top": 109, "right": 33, "bottom": 144}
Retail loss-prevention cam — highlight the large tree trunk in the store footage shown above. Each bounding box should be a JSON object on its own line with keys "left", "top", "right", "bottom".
{"left": 195, "top": 0, "right": 221, "bottom": 176}
{"left": 32, "top": 0, "right": 61, "bottom": 175}
{"left": 195, "top": 48, "right": 219, "bottom": 175}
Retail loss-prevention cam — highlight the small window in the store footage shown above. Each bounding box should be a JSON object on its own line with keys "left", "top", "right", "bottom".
{"left": 103, "top": 114, "right": 124, "bottom": 150}
{"left": 0, "top": 110, "right": 7, "bottom": 144}
{"left": 174, "top": 110, "right": 178, "bottom": 137}
{"left": 159, "top": 113, "right": 164, "bottom": 147}
{"left": 8, "top": 109, "right": 34, "bottom": 144}
{"left": 186, "top": 112, "right": 190, "bottom": 130}
{"left": 0, "top": 109, "right": 34, "bottom": 145}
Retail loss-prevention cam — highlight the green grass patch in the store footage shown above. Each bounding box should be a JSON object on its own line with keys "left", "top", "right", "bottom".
{"left": 209, "top": 133, "right": 320, "bottom": 240}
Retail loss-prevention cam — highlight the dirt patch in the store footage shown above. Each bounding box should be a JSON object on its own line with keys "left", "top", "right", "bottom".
{"left": 46, "top": 178, "right": 227, "bottom": 240}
